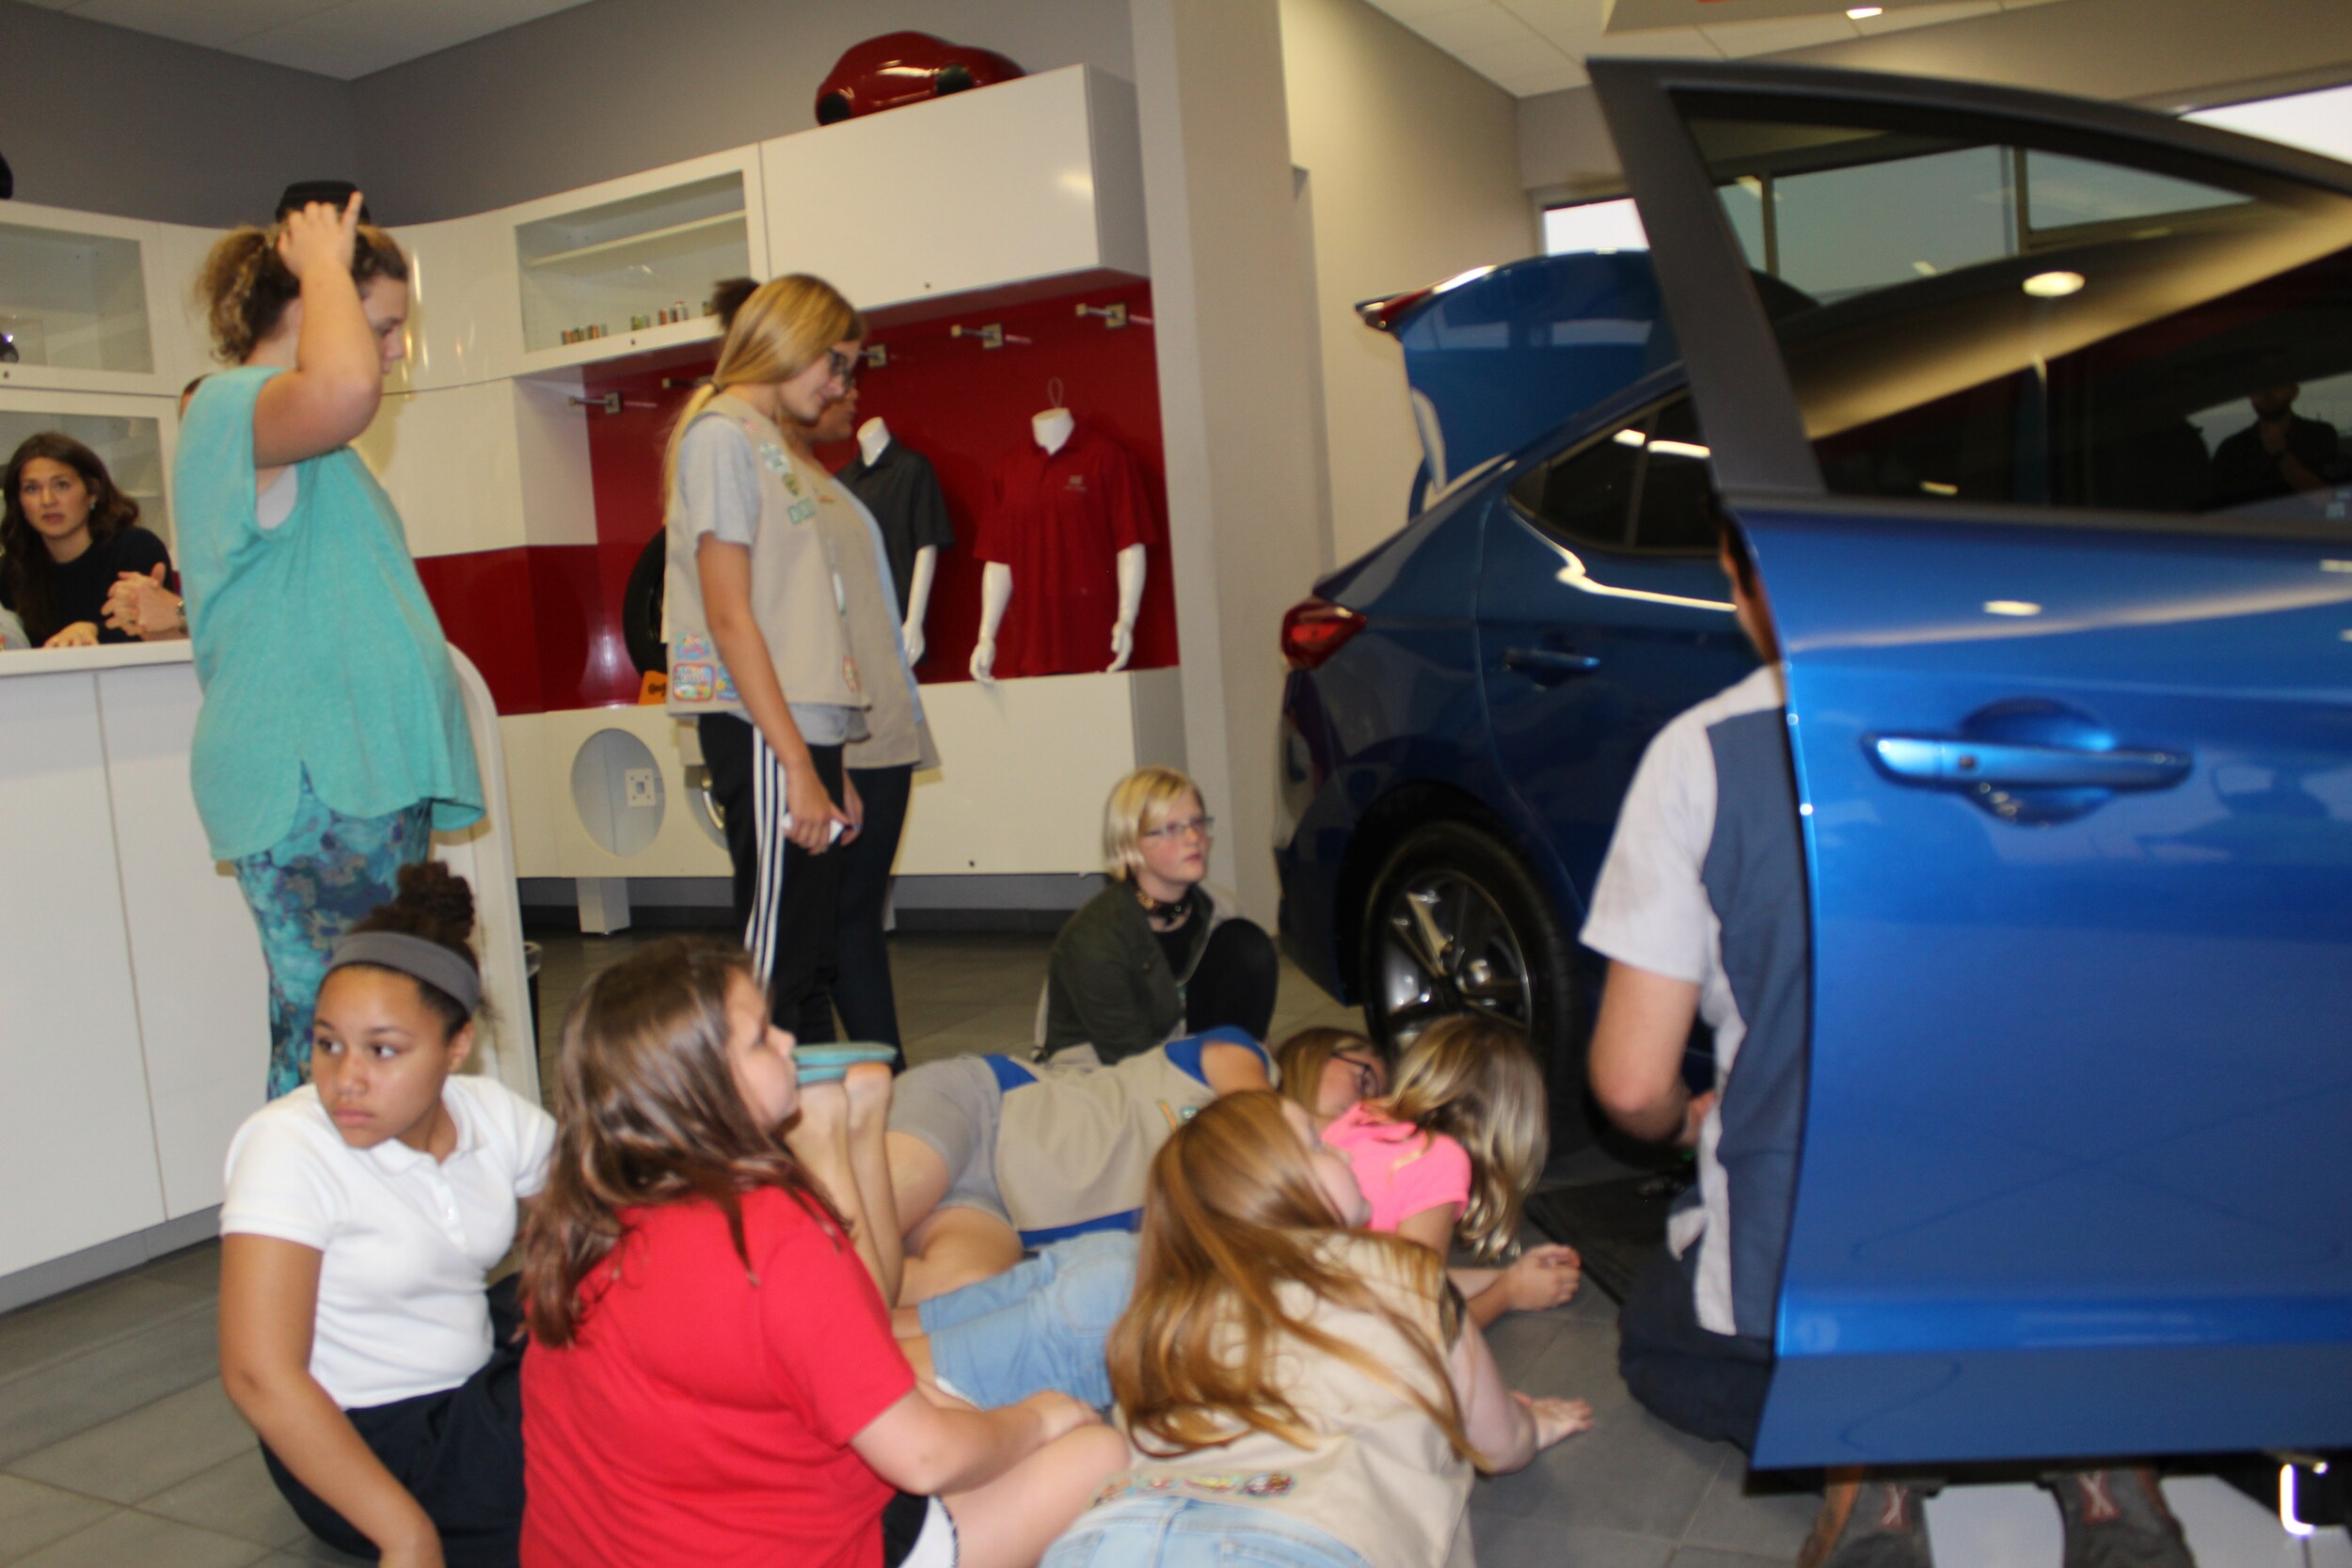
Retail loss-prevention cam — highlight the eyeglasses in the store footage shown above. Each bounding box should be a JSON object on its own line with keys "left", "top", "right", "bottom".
{"left": 1334, "top": 1050, "right": 1385, "bottom": 1100}
{"left": 827, "top": 348, "right": 861, "bottom": 387}
{"left": 1139, "top": 815, "right": 1214, "bottom": 843}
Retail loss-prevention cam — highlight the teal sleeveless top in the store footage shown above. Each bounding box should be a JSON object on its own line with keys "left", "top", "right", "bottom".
{"left": 175, "top": 367, "right": 484, "bottom": 860}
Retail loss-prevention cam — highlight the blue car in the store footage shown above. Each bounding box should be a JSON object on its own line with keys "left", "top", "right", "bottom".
{"left": 1274, "top": 58, "right": 2352, "bottom": 1472}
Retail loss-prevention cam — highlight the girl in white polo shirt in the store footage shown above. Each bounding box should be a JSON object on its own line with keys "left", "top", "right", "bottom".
{"left": 218, "top": 863, "right": 553, "bottom": 1568}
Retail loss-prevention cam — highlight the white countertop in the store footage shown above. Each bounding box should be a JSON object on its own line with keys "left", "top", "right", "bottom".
{"left": 0, "top": 641, "right": 194, "bottom": 677}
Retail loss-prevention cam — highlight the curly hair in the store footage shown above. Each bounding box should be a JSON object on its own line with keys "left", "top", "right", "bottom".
{"left": 340, "top": 861, "right": 482, "bottom": 1037}
{"left": 2, "top": 433, "right": 142, "bottom": 645}
{"left": 517, "top": 937, "right": 846, "bottom": 1348}
{"left": 195, "top": 220, "right": 408, "bottom": 364}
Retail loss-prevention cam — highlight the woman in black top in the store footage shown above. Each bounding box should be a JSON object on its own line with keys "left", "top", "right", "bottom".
{"left": 2, "top": 433, "right": 172, "bottom": 649}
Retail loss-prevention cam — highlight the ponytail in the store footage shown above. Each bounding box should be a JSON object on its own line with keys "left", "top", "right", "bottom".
{"left": 196, "top": 221, "right": 409, "bottom": 364}
{"left": 659, "top": 273, "right": 863, "bottom": 502}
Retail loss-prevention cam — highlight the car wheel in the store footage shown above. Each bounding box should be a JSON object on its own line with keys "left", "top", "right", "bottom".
{"left": 1358, "top": 821, "right": 1592, "bottom": 1143}
{"left": 622, "top": 532, "right": 665, "bottom": 678}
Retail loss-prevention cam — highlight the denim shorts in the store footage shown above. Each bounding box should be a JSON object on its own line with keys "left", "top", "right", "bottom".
{"left": 1041, "top": 1497, "right": 1373, "bottom": 1568}
{"left": 919, "top": 1230, "right": 1138, "bottom": 1410}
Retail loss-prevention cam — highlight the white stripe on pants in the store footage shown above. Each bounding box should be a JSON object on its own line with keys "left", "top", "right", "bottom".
{"left": 744, "top": 727, "right": 790, "bottom": 988}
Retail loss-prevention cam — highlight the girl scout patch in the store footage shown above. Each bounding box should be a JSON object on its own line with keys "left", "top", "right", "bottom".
{"left": 671, "top": 663, "right": 714, "bottom": 703}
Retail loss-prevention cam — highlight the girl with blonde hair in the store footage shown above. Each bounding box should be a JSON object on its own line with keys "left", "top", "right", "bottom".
{"left": 1322, "top": 1015, "right": 1584, "bottom": 1325}
{"left": 1040, "top": 765, "right": 1279, "bottom": 1064}
{"left": 1044, "top": 1091, "right": 1589, "bottom": 1568}
{"left": 660, "top": 274, "right": 876, "bottom": 1042}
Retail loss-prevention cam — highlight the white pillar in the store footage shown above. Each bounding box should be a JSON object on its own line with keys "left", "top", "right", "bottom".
{"left": 1131, "top": 0, "right": 1327, "bottom": 927}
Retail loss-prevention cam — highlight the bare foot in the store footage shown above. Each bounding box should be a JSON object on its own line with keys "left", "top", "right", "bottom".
{"left": 844, "top": 1061, "right": 894, "bottom": 1134}
{"left": 785, "top": 1079, "right": 850, "bottom": 1161}
{"left": 1516, "top": 1391, "right": 1595, "bottom": 1450}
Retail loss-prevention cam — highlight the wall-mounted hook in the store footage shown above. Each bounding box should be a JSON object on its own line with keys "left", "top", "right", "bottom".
{"left": 1077, "top": 301, "right": 1152, "bottom": 329}
{"left": 949, "top": 322, "right": 1031, "bottom": 350}
{"left": 863, "top": 344, "right": 890, "bottom": 369}
{"left": 568, "top": 391, "right": 659, "bottom": 414}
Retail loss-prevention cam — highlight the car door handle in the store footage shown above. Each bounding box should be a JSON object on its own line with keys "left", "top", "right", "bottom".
{"left": 1868, "top": 736, "right": 2191, "bottom": 791}
{"left": 1502, "top": 647, "right": 1601, "bottom": 684}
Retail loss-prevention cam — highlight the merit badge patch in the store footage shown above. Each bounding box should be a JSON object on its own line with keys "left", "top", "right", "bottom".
{"left": 671, "top": 663, "right": 715, "bottom": 703}
{"left": 713, "top": 666, "right": 738, "bottom": 704}
{"left": 675, "top": 633, "right": 712, "bottom": 664}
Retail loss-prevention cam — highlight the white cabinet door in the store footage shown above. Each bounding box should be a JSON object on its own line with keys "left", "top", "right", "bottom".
{"left": 0, "top": 672, "right": 167, "bottom": 1275}
{"left": 761, "top": 67, "right": 1148, "bottom": 311}
{"left": 96, "top": 661, "right": 269, "bottom": 1220}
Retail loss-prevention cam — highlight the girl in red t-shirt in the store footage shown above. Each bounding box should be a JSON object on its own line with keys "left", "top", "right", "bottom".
{"left": 516, "top": 936, "right": 1126, "bottom": 1568}
{"left": 1312, "top": 1016, "right": 1584, "bottom": 1328}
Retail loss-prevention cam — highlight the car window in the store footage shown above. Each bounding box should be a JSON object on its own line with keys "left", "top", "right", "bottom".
{"left": 1631, "top": 399, "right": 1720, "bottom": 551}
{"left": 1675, "top": 99, "right": 2352, "bottom": 524}
{"left": 1509, "top": 418, "right": 1641, "bottom": 548}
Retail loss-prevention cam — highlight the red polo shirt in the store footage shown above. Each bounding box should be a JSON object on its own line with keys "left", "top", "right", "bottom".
{"left": 975, "top": 423, "right": 1162, "bottom": 677}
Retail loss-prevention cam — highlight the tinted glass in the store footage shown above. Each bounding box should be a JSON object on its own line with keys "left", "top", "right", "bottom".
{"left": 1682, "top": 102, "right": 2352, "bottom": 524}
{"left": 1511, "top": 420, "right": 1641, "bottom": 547}
{"left": 1633, "top": 400, "right": 1721, "bottom": 551}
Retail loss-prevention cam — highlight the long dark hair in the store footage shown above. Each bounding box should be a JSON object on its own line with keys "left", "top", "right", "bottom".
{"left": 517, "top": 937, "right": 844, "bottom": 1347}
{"left": 3, "top": 433, "right": 140, "bottom": 645}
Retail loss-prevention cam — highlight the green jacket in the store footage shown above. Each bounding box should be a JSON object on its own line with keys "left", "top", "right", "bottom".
{"left": 1041, "top": 880, "right": 1229, "bottom": 1063}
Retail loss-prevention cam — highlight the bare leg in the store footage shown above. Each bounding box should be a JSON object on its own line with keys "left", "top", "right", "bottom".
{"left": 946, "top": 1422, "right": 1129, "bottom": 1568}
{"left": 843, "top": 1063, "right": 906, "bottom": 1307}
{"left": 784, "top": 1082, "right": 893, "bottom": 1297}
{"left": 900, "top": 1206, "right": 1025, "bottom": 1306}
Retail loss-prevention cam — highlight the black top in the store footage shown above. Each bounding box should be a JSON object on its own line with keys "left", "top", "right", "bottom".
{"left": 2211, "top": 414, "right": 2341, "bottom": 508}
{"left": 835, "top": 440, "right": 956, "bottom": 610}
{"left": 0, "top": 525, "right": 172, "bottom": 645}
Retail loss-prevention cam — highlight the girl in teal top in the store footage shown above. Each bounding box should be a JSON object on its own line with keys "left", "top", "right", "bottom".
{"left": 175, "top": 195, "right": 483, "bottom": 1099}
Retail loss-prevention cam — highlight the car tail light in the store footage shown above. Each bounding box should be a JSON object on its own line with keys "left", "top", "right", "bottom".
{"left": 1280, "top": 597, "right": 1365, "bottom": 672}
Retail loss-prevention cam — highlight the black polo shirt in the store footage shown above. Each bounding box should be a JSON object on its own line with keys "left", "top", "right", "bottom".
{"left": 835, "top": 440, "right": 956, "bottom": 609}
{"left": 0, "top": 524, "right": 171, "bottom": 644}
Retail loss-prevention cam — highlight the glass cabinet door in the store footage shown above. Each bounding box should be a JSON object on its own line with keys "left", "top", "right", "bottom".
{"left": 514, "top": 173, "right": 750, "bottom": 356}
{"left": 0, "top": 223, "right": 155, "bottom": 376}
{"left": 0, "top": 409, "right": 170, "bottom": 546}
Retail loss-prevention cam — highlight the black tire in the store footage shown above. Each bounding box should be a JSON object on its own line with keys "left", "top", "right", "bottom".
{"left": 1357, "top": 820, "right": 1596, "bottom": 1148}
{"left": 622, "top": 531, "right": 665, "bottom": 678}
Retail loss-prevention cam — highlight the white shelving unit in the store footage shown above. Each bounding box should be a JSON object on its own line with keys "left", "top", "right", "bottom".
{"left": 0, "top": 201, "right": 214, "bottom": 398}
{"left": 510, "top": 150, "right": 768, "bottom": 374}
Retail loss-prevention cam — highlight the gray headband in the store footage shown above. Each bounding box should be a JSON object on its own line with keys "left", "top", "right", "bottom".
{"left": 327, "top": 931, "right": 482, "bottom": 1018}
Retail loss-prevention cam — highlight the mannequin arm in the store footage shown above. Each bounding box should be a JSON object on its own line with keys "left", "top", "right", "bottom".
{"left": 1106, "top": 544, "right": 1146, "bottom": 673}
{"left": 902, "top": 546, "right": 938, "bottom": 667}
{"left": 970, "top": 562, "right": 1013, "bottom": 683}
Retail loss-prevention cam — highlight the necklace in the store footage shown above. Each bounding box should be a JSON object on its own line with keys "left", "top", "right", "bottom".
{"left": 1134, "top": 883, "right": 1189, "bottom": 920}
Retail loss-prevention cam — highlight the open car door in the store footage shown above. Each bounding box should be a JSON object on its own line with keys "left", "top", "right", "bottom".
{"left": 1588, "top": 57, "right": 2352, "bottom": 1467}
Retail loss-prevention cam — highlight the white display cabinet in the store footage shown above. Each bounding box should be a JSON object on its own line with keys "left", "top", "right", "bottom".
{"left": 0, "top": 388, "right": 178, "bottom": 548}
{"left": 511, "top": 150, "right": 769, "bottom": 374}
{"left": 386, "top": 210, "right": 532, "bottom": 393}
{"left": 759, "top": 67, "right": 1148, "bottom": 313}
{"left": 0, "top": 201, "right": 191, "bottom": 396}
{"left": 354, "top": 377, "right": 595, "bottom": 558}
{"left": 510, "top": 705, "right": 733, "bottom": 880}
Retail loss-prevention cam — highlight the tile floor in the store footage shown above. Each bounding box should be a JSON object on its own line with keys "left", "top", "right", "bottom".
{"left": 1, "top": 931, "right": 2333, "bottom": 1567}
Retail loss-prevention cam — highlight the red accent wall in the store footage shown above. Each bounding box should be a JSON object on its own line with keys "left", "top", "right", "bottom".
{"left": 417, "top": 278, "right": 1170, "bottom": 716}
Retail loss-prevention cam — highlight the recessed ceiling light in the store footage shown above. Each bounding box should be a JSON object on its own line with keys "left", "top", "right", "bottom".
{"left": 1847, "top": 7, "right": 1883, "bottom": 18}
{"left": 1983, "top": 600, "right": 2042, "bottom": 616}
{"left": 2023, "top": 270, "right": 2087, "bottom": 298}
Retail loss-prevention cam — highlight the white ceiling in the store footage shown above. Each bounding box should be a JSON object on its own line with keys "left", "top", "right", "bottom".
{"left": 17, "top": 0, "right": 600, "bottom": 79}
{"left": 1363, "top": 0, "right": 2071, "bottom": 98}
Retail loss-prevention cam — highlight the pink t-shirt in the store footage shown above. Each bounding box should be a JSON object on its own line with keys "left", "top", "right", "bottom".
{"left": 1321, "top": 1104, "right": 1472, "bottom": 1235}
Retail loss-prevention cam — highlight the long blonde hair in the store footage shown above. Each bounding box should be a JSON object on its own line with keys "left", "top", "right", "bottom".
{"left": 1379, "top": 1016, "right": 1548, "bottom": 1259}
{"left": 660, "top": 274, "right": 864, "bottom": 499}
{"left": 1109, "top": 1092, "right": 1475, "bottom": 1463}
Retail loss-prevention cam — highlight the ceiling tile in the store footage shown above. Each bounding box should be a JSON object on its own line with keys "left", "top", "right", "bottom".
{"left": 1851, "top": 0, "right": 2003, "bottom": 30}
{"left": 12, "top": 0, "right": 87, "bottom": 10}
{"left": 1498, "top": 60, "right": 1594, "bottom": 94}
{"left": 1413, "top": 5, "right": 1545, "bottom": 51}
{"left": 1450, "top": 35, "right": 1575, "bottom": 78}
{"left": 1372, "top": 0, "right": 1495, "bottom": 20}
{"left": 1698, "top": 13, "right": 1859, "bottom": 55}
{"left": 1581, "top": 24, "right": 1724, "bottom": 58}
{"left": 1497, "top": 0, "right": 1606, "bottom": 37}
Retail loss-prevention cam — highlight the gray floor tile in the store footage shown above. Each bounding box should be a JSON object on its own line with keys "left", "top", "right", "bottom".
{"left": 0, "top": 1277, "right": 210, "bottom": 1386}
{"left": 136, "top": 1449, "right": 310, "bottom": 1550}
{"left": 0, "top": 1476, "right": 117, "bottom": 1567}
{"left": 276, "top": 1531, "right": 371, "bottom": 1564}
{"left": 131, "top": 1242, "right": 223, "bottom": 1295}
{"left": 9, "top": 1377, "right": 254, "bottom": 1506}
{"left": 12, "top": 1508, "right": 270, "bottom": 1568}
{"left": 1667, "top": 1548, "right": 1789, "bottom": 1568}
{"left": 0, "top": 1306, "right": 219, "bottom": 1467}
{"left": 1475, "top": 1322, "right": 1730, "bottom": 1538}
{"left": 1467, "top": 1508, "right": 1677, "bottom": 1568}
{"left": 1681, "top": 1461, "right": 1819, "bottom": 1560}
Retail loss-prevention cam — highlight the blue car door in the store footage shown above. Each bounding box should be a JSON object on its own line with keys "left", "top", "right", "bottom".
{"left": 1592, "top": 58, "right": 2352, "bottom": 1465}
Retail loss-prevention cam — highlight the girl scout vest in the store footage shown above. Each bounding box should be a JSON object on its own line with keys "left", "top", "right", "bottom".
{"left": 662, "top": 393, "right": 867, "bottom": 719}
{"left": 989, "top": 1029, "right": 1271, "bottom": 1246}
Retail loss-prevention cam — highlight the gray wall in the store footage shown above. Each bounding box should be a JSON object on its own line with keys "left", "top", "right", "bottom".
{"left": 349, "top": 0, "right": 1135, "bottom": 222}
{"left": 1520, "top": 0, "right": 2352, "bottom": 197}
{"left": 0, "top": 0, "right": 358, "bottom": 229}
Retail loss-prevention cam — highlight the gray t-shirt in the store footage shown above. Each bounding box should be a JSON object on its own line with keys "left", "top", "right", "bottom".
{"left": 675, "top": 418, "right": 861, "bottom": 747}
